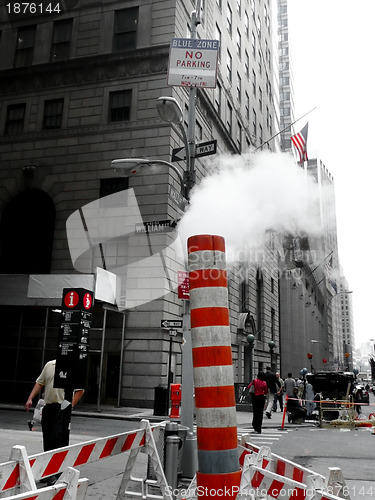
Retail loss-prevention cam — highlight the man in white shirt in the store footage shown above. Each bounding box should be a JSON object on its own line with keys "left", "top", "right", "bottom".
{"left": 25, "top": 360, "right": 84, "bottom": 457}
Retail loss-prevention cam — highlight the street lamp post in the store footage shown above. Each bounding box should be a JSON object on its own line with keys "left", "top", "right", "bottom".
{"left": 155, "top": 94, "right": 198, "bottom": 477}
{"left": 307, "top": 352, "right": 313, "bottom": 372}
{"left": 268, "top": 341, "right": 275, "bottom": 372}
{"left": 246, "top": 334, "right": 255, "bottom": 382}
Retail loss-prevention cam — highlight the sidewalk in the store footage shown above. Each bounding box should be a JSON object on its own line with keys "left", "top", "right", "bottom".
{"left": 73, "top": 403, "right": 288, "bottom": 428}
{"left": 0, "top": 402, "right": 295, "bottom": 429}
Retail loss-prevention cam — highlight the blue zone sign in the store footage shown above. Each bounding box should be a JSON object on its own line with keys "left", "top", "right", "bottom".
{"left": 167, "top": 38, "right": 219, "bottom": 88}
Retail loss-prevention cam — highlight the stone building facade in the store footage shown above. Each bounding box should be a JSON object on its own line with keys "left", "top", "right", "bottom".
{"left": 0, "top": 0, "right": 282, "bottom": 406}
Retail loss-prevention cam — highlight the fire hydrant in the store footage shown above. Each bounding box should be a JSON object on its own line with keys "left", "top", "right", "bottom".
{"left": 169, "top": 383, "right": 181, "bottom": 419}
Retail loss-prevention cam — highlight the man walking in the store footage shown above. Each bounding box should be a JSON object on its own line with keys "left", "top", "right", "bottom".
{"left": 284, "top": 372, "right": 296, "bottom": 398}
{"left": 25, "top": 359, "right": 84, "bottom": 484}
{"left": 263, "top": 366, "right": 281, "bottom": 419}
{"left": 272, "top": 372, "right": 284, "bottom": 412}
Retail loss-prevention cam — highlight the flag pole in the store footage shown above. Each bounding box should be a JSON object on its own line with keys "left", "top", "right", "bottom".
{"left": 252, "top": 106, "right": 316, "bottom": 153}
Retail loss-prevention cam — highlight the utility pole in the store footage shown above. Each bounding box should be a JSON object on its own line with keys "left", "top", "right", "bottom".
{"left": 180, "top": 0, "right": 200, "bottom": 479}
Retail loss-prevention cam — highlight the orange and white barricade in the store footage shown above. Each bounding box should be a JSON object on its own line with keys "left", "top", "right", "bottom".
{"left": 0, "top": 419, "right": 166, "bottom": 500}
{"left": 237, "top": 437, "right": 350, "bottom": 500}
{"left": 3, "top": 467, "right": 88, "bottom": 500}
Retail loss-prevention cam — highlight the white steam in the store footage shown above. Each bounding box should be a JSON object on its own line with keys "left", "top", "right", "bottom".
{"left": 177, "top": 151, "right": 322, "bottom": 263}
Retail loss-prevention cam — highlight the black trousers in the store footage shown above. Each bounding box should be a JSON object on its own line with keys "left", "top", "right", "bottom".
{"left": 251, "top": 394, "right": 266, "bottom": 433}
{"left": 41, "top": 403, "right": 71, "bottom": 451}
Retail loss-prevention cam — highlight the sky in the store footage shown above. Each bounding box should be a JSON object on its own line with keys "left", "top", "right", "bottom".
{"left": 286, "top": 0, "right": 375, "bottom": 346}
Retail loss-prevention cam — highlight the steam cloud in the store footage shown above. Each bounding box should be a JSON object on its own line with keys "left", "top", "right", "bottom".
{"left": 177, "top": 151, "right": 322, "bottom": 263}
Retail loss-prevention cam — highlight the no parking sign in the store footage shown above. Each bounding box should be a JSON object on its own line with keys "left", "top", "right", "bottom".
{"left": 167, "top": 38, "right": 219, "bottom": 88}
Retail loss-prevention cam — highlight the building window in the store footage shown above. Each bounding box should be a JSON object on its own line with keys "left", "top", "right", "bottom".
{"left": 113, "top": 7, "right": 139, "bottom": 52}
{"left": 251, "top": 0, "right": 255, "bottom": 15}
{"left": 15, "top": 25, "right": 35, "bottom": 67}
{"left": 245, "top": 92, "right": 249, "bottom": 120}
{"left": 51, "top": 19, "right": 73, "bottom": 62}
{"left": 43, "top": 99, "right": 64, "bottom": 130}
{"left": 109, "top": 90, "right": 132, "bottom": 122}
{"left": 227, "top": 50, "right": 232, "bottom": 82}
{"left": 237, "top": 121, "right": 242, "bottom": 150}
{"left": 244, "top": 11, "right": 249, "bottom": 38}
{"left": 237, "top": 73, "right": 241, "bottom": 102}
{"left": 252, "top": 31, "right": 256, "bottom": 57}
{"left": 226, "top": 101, "right": 232, "bottom": 134}
{"left": 252, "top": 70, "right": 256, "bottom": 96}
{"left": 256, "top": 15, "right": 261, "bottom": 35}
{"left": 100, "top": 177, "right": 129, "bottom": 198}
{"left": 215, "top": 24, "right": 222, "bottom": 61}
{"left": 236, "top": 29, "right": 241, "bottom": 58}
{"left": 196, "top": 120, "right": 203, "bottom": 141}
{"left": 226, "top": 3, "right": 232, "bottom": 36}
{"left": 214, "top": 82, "right": 222, "bottom": 114}
{"left": 5, "top": 103, "right": 26, "bottom": 135}
{"left": 252, "top": 109, "right": 257, "bottom": 138}
{"left": 245, "top": 50, "right": 249, "bottom": 79}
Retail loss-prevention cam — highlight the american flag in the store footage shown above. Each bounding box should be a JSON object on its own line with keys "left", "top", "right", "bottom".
{"left": 291, "top": 123, "right": 309, "bottom": 163}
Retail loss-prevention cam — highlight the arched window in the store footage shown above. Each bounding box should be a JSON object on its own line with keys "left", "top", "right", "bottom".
{"left": 0, "top": 189, "right": 55, "bottom": 273}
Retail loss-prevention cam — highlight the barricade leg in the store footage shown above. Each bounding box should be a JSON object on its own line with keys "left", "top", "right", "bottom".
{"left": 8, "top": 445, "right": 36, "bottom": 494}
{"left": 325, "top": 468, "right": 350, "bottom": 500}
{"left": 57, "top": 467, "right": 80, "bottom": 500}
{"left": 3, "top": 468, "right": 89, "bottom": 500}
{"left": 116, "top": 419, "right": 169, "bottom": 500}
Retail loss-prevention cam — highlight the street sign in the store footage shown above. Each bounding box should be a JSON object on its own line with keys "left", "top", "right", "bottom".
{"left": 169, "top": 329, "right": 178, "bottom": 337}
{"left": 169, "top": 185, "right": 188, "bottom": 212}
{"left": 161, "top": 319, "right": 183, "bottom": 329}
{"left": 167, "top": 38, "right": 219, "bottom": 88}
{"left": 172, "top": 146, "right": 186, "bottom": 163}
{"left": 171, "top": 140, "right": 217, "bottom": 163}
{"left": 135, "top": 219, "right": 178, "bottom": 234}
{"left": 178, "top": 270, "right": 190, "bottom": 300}
{"left": 195, "top": 140, "right": 217, "bottom": 158}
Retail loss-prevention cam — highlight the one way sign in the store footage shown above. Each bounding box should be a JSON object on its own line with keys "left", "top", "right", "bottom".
{"left": 171, "top": 146, "right": 185, "bottom": 162}
{"left": 171, "top": 140, "right": 217, "bottom": 162}
{"left": 161, "top": 319, "right": 183, "bottom": 329}
{"left": 195, "top": 140, "right": 217, "bottom": 158}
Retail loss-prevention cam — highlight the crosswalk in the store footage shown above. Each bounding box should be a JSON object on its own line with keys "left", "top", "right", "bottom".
{"left": 189, "top": 424, "right": 290, "bottom": 448}
{"left": 237, "top": 427, "right": 291, "bottom": 447}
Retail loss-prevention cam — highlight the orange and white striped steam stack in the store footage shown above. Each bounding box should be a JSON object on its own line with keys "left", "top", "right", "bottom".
{"left": 188, "top": 234, "right": 241, "bottom": 499}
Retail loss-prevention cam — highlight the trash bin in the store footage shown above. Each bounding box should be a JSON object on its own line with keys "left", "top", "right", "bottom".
{"left": 153, "top": 385, "right": 169, "bottom": 416}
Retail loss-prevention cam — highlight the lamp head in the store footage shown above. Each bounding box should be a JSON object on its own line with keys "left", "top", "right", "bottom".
{"left": 156, "top": 96, "right": 184, "bottom": 125}
{"left": 112, "top": 158, "right": 150, "bottom": 177}
{"left": 246, "top": 334, "right": 255, "bottom": 346}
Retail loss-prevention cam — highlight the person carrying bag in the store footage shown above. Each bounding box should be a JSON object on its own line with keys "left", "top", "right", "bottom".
{"left": 247, "top": 371, "right": 268, "bottom": 434}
